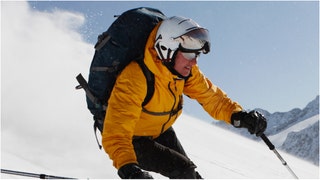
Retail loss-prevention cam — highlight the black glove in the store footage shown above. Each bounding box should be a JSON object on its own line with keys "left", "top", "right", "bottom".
{"left": 118, "top": 163, "right": 153, "bottom": 179}
{"left": 231, "top": 110, "right": 267, "bottom": 136}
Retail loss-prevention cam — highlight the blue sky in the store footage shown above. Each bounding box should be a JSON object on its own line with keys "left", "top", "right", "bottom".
{"left": 27, "top": 1, "right": 319, "bottom": 114}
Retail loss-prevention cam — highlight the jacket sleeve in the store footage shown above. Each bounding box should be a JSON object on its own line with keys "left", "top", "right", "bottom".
{"left": 102, "top": 61, "right": 147, "bottom": 169}
{"left": 183, "top": 66, "right": 242, "bottom": 123}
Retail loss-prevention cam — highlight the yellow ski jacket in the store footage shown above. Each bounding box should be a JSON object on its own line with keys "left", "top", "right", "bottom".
{"left": 102, "top": 23, "right": 243, "bottom": 169}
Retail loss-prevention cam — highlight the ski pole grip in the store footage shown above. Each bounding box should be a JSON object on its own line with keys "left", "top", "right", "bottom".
{"left": 261, "top": 134, "right": 275, "bottom": 150}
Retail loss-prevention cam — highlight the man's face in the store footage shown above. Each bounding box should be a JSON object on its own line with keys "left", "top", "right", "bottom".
{"left": 173, "top": 51, "right": 199, "bottom": 77}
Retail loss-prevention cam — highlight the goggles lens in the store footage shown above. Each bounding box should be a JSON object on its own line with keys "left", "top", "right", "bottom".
{"left": 177, "top": 28, "right": 211, "bottom": 54}
{"left": 181, "top": 51, "right": 201, "bottom": 60}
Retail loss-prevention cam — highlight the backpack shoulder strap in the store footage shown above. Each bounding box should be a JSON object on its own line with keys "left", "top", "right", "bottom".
{"left": 136, "top": 59, "right": 155, "bottom": 107}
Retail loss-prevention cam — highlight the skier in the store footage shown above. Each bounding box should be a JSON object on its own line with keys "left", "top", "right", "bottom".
{"left": 102, "top": 16, "right": 267, "bottom": 179}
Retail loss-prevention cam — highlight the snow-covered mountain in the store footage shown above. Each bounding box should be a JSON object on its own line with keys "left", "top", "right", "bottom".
{"left": 258, "top": 95, "right": 319, "bottom": 136}
{"left": 280, "top": 117, "right": 319, "bottom": 165}
{"left": 212, "top": 96, "right": 319, "bottom": 165}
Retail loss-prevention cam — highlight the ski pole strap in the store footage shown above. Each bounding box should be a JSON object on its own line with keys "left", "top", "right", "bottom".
{"left": 260, "top": 133, "right": 275, "bottom": 150}
{"left": 1, "top": 169, "right": 76, "bottom": 179}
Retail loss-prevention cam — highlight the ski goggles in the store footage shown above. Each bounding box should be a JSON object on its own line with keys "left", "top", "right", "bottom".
{"left": 181, "top": 51, "right": 201, "bottom": 60}
{"left": 177, "top": 28, "right": 211, "bottom": 54}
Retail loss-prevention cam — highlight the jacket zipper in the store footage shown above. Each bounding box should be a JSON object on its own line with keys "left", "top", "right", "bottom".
{"left": 160, "top": 80, "right": 177, "bottom": 133}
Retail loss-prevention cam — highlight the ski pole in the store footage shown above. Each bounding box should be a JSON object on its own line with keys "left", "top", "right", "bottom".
{"left": 260, "top": 134, "right": 299, "bottom": 179}
{"left": 1, "top": 168, "right": 77, "bottom": 179}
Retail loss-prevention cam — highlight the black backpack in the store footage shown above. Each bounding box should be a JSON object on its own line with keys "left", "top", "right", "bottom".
{"left": 76, "top": 7, "right": 166, "bottom": 147}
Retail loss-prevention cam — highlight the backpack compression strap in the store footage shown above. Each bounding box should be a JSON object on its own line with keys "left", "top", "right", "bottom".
{"left": 76, "top": 74, "right": 105, "bottom": 108}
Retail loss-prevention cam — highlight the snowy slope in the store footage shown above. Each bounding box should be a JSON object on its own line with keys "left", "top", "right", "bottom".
{"left": 2, "top": 114, "right": 319, "bottom": 179}
{"left": 1, "top": 1, "right": 319, "bottom": 179}
{"left": 174, "top": 114, "right": 319, "bottom": 179}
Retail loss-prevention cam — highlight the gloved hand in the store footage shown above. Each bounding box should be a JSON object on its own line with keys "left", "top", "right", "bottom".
{"left": 231, "top": 110, "right": 267, "bottom": 136}
{"left": 118, "top": 163, "right": 153, "bottom": 179}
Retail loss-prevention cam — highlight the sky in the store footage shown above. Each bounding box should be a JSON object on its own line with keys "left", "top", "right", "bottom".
{"left": 1, "top": 1, "right": 319, "bottom": 178}
{"left": 24, "top": 0, "right": 320, "bottom": 114}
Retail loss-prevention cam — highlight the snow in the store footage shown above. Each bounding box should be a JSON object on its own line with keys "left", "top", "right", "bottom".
{"left": 269, "top": 114, "right": 319, "bottom": 147}
{"left": 280, "top": 120, "right": 319, "bottom": 165}
{"left": 174, "top": 115, "right": 319, "bottom": 179}
{"left": 2, "top": 114, "right": 319, "bottom": 179}
{"left": 209, "top": 96, "right": 319, "bottom": 166}
{"left": 1, "top": 1, "right": 319, "bottom": 179}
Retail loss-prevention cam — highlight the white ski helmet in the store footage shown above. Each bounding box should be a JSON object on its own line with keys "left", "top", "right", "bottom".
{"left": 154, "top": 16, "right": 210, "bottom": 61}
